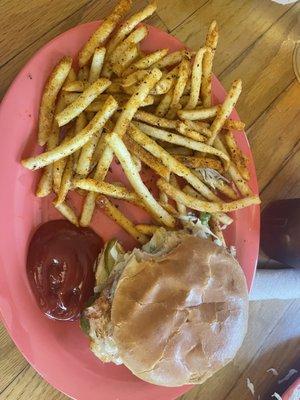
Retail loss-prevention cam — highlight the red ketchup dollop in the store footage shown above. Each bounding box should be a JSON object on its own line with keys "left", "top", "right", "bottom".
{"left": 27, "top": 220, "right": 103, "bottom": 321}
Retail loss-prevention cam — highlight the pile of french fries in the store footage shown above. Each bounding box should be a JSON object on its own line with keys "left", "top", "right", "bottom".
{"left": 21, "top": 0, "right": 260, "bottom": 246}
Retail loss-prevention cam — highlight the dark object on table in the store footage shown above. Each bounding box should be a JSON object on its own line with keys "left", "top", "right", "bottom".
{"left": 261, "top": 199, "right": 300, "bottom": 268}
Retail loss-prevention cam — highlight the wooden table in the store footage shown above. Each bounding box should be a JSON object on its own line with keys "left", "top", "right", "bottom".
{"left": 1, "top": 1, "right": 300, "bottom": 399}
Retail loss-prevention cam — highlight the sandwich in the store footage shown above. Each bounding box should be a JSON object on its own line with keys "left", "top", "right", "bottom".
{"left": 81, "top": 226, "right": 248, "bottom": 387}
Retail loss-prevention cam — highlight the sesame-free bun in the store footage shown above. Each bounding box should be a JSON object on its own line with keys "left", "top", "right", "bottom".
{"left": 111, "top": 235, "right": 248, "bottom": 387}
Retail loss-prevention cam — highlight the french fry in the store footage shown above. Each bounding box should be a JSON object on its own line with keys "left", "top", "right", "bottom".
{"left": 223, "top": 131, "right": 250, "bottom": 181}
{"left": 201, "top": 21, "right": 218, "bottom": 107}
{"left": 154, "top": 65, "right": 179, "bottom": 95}
{"left": 38, "top": 56, "right": 72, "bottom": 145}
{"left": 174, "top": 155, "right": 224, "bottom": 172}
{"left": 111, "top": 42, "right": 139, "bottom": 76}
{"left": 78, "top": 65, "right": 90, "bottom": 82}
{"left": 182, "top": 185, "right": 233, "bottom": 226}
{"left": 89, "top": 47, "right": 106, "bottom": 83}
{"left": 165, "top": 145, "right": 194, "bottom": 156}
{"left": 167, "top": 58, "right": 190, "bottom": 118}
{"left": 122, "top": 70, "right": 148, "bottom": 87}
{"left": 181, "top": 119, "right": 211, "bottom": 136}
{"left": 107, "top": 132, "right": 175, "bottom": 228}
{"left": 132, "top": 154, "right": 142, "bottom": 172}
{"left": 126, "top": 48, "right": 168, "bottom": 73}
{"left": 134, "top": 110, "right": 178, "bottom": 130}
{"left": 56, "top": 78, "right": 111, "bottom": 126}
{"left": 170, "top": 174, "right": 186, "bottom": 216}
{"left": 176, "top": 125, "right": 206, "bottom": 142}
{"left": 86, "top": 95, "right": 154, "bottom": 111}
{"left": 134, "top": 121, "right": 230, "bottom": 168}
{"left": 36, "top": 164, "right": 53, "bottom": 197}
{"left": 154, "top": 49, "right": 195, "bottom": 69}
{"left": 123, "top": 135, "right": 170, "bottom": 179}
{"left": 214, "top": 136, "right": 252, "bottom": 197}
{"left": 55, "top": 155, "right": 74, "bottom": 205}
{"left": 55, "top": 201, "right": 79, "bottom": 226}
{"left": 135, "top": 224, "right": 159, "bottom": 236}
{"left": 74, "top": 178, "right": 143, "bottom": 206}
{"left": 178, "top": 105, "right": 219, "bottom": 120}
{"left": 223, "top": 119, "right": 245, "bottom": 131}
{"left": 210, "top": 216, "right": 226, "bottom": 247}
{"left": 22, "top": 96, "right": 118, "bottom": 170}
{"left": 63, "top": 80, "right": 89, "bottom": 92}
{"left": 185, "top": 47, "right": 207, "bottom": 110}
{"left": 157, "top": 178, "right": 260, "bottom": 213}
{"left": 110, "top": 25, "right": 148, "bottom": 66}
{"left": 72, "top": 112, "right": 88, "bottom": 168}
{"left": 76, "top": 127, "right": 103, "bottom": 175}
{"left": 128, "top": 124, "right": 223, "bottom": 202}
{"left": 98, "top": 196, "right": 148, "bottom": 244}
{"left": 155, "top": 88, "right": 173, "bottom": 117}
{"left": 104, "top": 1, "right": 157, "bottom": 60}
{"left": 78, "top": 0, "right": 132, "bottom": 67}
{"left": 207, "top": 79, "right": 242, "bottom": 145}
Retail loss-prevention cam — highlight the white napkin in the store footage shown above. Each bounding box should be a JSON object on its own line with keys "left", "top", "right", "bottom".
{"left": 272, "top": 0, "right": 298, "bottom": 4}
{"left": 250, "top": 268, "right": 300, "bottom": 300}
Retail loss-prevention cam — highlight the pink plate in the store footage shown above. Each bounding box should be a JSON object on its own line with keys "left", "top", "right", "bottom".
{"left": 0, "top": 22, "right": 259, "bottom": 400}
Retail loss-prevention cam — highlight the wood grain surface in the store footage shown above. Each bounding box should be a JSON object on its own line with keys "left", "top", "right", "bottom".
{"left": 0, "top": 1, "right": 300, "bottom": 399}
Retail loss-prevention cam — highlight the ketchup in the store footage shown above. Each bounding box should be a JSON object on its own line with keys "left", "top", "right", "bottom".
{"left": 27, "top": 220, "right": 103, "bottom": 321}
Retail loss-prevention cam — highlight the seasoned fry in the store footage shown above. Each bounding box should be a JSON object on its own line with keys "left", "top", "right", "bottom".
{"left": 182, "top": 185, "right": 233, "bottom": 226}
{"left": 154, "top": 49, "right": 194, "bottom": 69}
{"left": 98, "top": 196, "right": 148, "bottom": 244}
{"left": 154, "top": 65, "right": 179, "bottom": 95}
{"left": 55, "top": 201, "right": 79, "bottom": 226}
{"left": 36, "top": 164, "right": 53, "bottom": 197}
{"left": 170, "top": 174, "right": 186, "bottom": 216}
{"left": 208, "top": 79, "right": 242, "bottom": 145}
{"left": 78, "top": 65, "right": 89, "bottom": 82}
{"left": 223, "top": 131, "right": 250, "bottom": 181}
{"left": 157, "top": 178, "right": 260, "bottom": 213}
{"left": 78, "top": 0, "right": 132, "bottom": 67}
{"left": 167, "top": 58, "right": 190, "bottom": 118}
{"left": 185, "top": 47, "right": 207, "bottom": 110}
{"left": 63, "top": 80, "right": 89, "bottom": 92}
{"left": 76, "top": 127, "right": 103, "bottom": 175}
{"left": 56, "top": 78, "right": 111, "bottom": 126}
{"left": 86, "top": 95, "right": 154, "bottom": 111}
{"left": 178, "top": 105, "right": 219, "bottom": 120}
{"left": 166, "top": 145, "right": 194, "bottom": 156}
{"left": 214, "top": 136, "right": 252, "bottom": 197}
{"left": 210, "top": 216, "right": 226, "bottom": 246}
{"left": 181, "top": 119, "right": 211, "bottom": 136}
{"left": 38, "top": 56, "right": 72, "bottom": 145}
{"left": 89, "top": 47, "right": 106, "bottom": 83}
{"left": 111, "top": 42, "right": 139, "bottom": 76}
{"left": 110, "top": 25, "right": 148, "bottom": 66}
{"left": 105, "top": 1, "right": 157, "bottom": 59}
{"left": 201, "top": 21, "right": 218, "bottom": 107}
{"left": 74, "top": 178, "right": 142, "bottom": 205}
{"left": 123, "top": 135, "right": 170, "bottom": 179}
{"left": 223, "top": 119, "right": 245, "bottom": 131}
{"left": 176, "top": 125, "right": 206, "bottom": 142}
{"left": 134, "top": 110, "right": 178, "bottom": 130}
{"left": 126, "top": 48, "right": 168, "bottom": 73}
{"left": 107, "top": 132, "right": 175, "bottom": 227}
{"left": 174, "top": 155, "right": 224, "bottom": 172}
{"left": 134, "top": 121, "right": 230, "bottom": 168}
{"left": 55, "top": 155, "right": 74, "bottom": 205}
{"left": 122, "top": 70, "right": 148, "bottom": 87}
{"left": 135, "top": 224, "right": 159, "bottom": 235}
{"left": 22, "top": 96, "right": 118, "bottom": 170}
{"left": 128, "top": 124, "right": 222, "bottom": 202}
{"left": 155, "top": 88, "right": 173, "bottom": 117}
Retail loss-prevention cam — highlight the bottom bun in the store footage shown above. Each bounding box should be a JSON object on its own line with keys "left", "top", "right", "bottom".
{"left": 111, "top": 235, "right": 249, "bottom": 387}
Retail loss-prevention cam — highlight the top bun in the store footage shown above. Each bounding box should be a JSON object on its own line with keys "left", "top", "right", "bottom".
{"left": 111, "top": 235, "right": 248, "bottom": 387}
